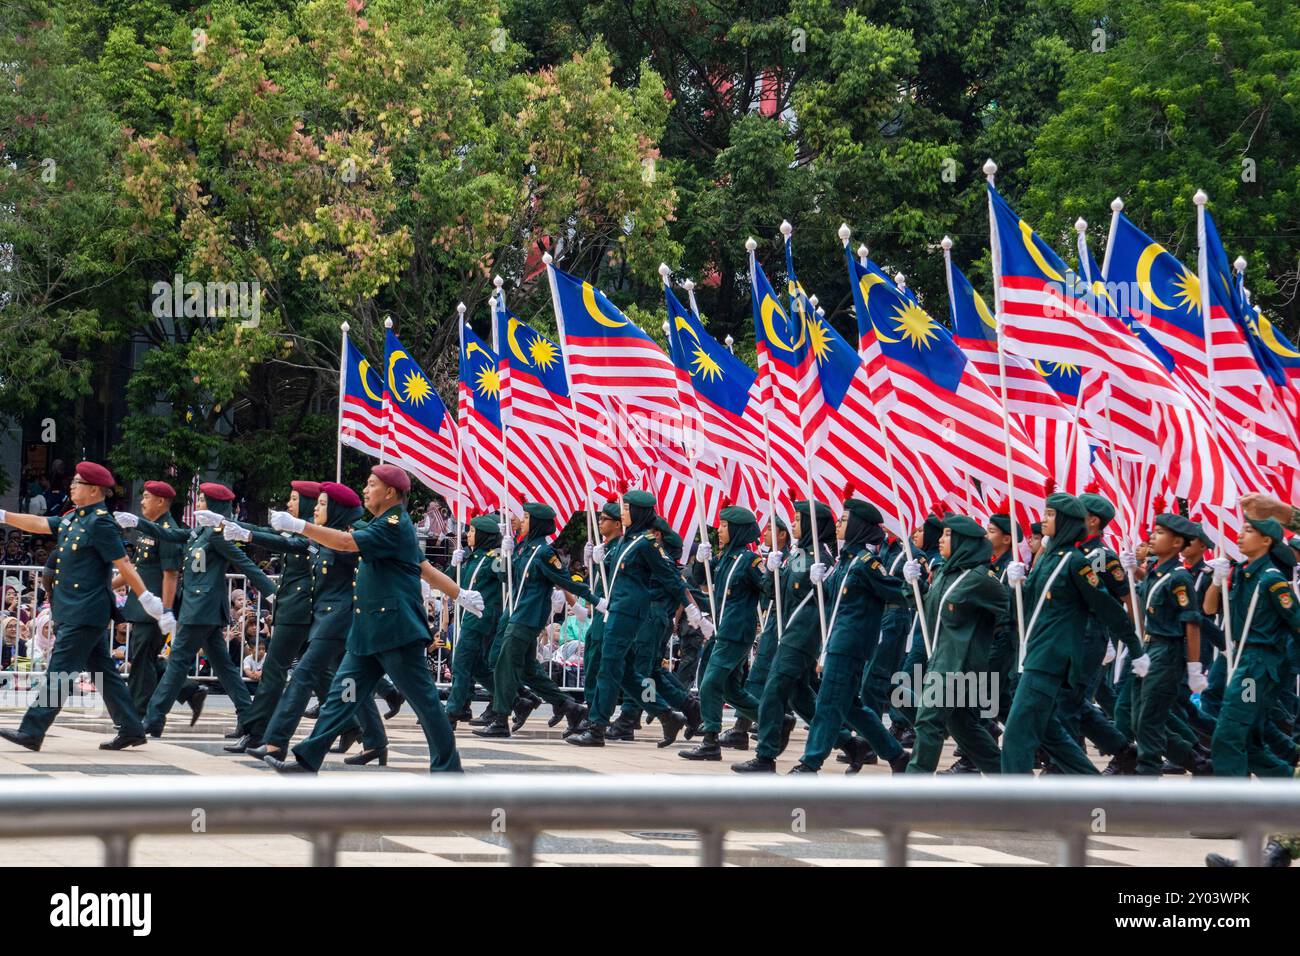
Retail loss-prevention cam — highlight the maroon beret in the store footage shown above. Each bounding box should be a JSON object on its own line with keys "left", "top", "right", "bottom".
{"left": 290, "top": 480, "right": 322, "bottom": 499}
{"left": 320, "top": 481, "right": 361, "bottom": 508}
{"left": 199, "top": 481, "right": 235, "bottom": 502}
{"left": 369, "top": 464, "right": 410, "bottom": 494}
{"left": 143, "top": 480, "right": 176, "bottom": 499}
{"left": 75, "top": 461, "right": 115, "bottom": 488}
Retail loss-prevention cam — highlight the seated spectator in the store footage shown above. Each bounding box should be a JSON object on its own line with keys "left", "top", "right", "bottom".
{"left": 229, "top": 588, "right": 248, "bottom": 619}
{"left": 3, "top": 539, "right": 32, "bottom": 567}
{"left": 243, "top": 642, "right": 266, "bottom": 683}
{"left": 1, "top": 616, "right": 29, "bottom": 669}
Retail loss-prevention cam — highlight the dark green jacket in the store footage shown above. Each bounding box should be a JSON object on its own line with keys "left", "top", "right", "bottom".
{"left": 135, "top": 517, "right": 275, "bottom": 626}
{"left": 1137, "top": 556, "right": 1198, "bottom": 645}
{"left": 505, "top": 537, "right": 596, "bottom": 630}
{"left": 1226, "top": 555, "right": 1300, "bottom": 668}
{"left": 460, "top": 547, "right": 505, "bottom": 640}
{"left": 1187, "top": 559, "right": 1226, "bottom": 653}
{"left": 823, "top": 545, "right": 905, "bottom": 659}
{"left": 1080, "top": 536, "right": 1137, "bottom": 655}
{"left": 347, "top": 505, "right": 429, "bottom": 655}
{"left": 603, "top": 531, "right": 688, "bottom": 620}
{"left": 309, "top": 540, "right": 359, "bottom": 642}
{"left": 776, "top": 543, "right": 835, "bottom": 656}
{"left": 704, "top": 546, "right": 770, "bottom": 644}
{"left": 122, "top": 513, "right": 182, "bottom": 623}
{"left": 922, "top": 561, "right": 1009, "bottom": 675}
{"left": 45, "top": 507, "right": 126, "bottom": 627}
{"left": 239, "top": 526, "right": 314, "bottom": 626}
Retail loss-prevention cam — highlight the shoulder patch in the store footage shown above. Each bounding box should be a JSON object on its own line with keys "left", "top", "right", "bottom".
{"left": 95, "top": 508, "right": 108, "bottom": 516}
{"left": 1268, "top": 580, "right": 1290, "bottom": 593}
{"left": 1174, "top": 585, "right": 1189, "bottom": 607}
{"left": 751, "top": 556, "right": 762, "bottom": 568}
{"left": 1111, "top": 565, "right": 1125, "bottom": 582}
{"left": 387, "top": 514, "right": 399, "bottom": 524}
{"left": 1079, "top": 564, "right": 1100, "bottom": 588}
{"left": 549, "top": 555, "right": 562, "bottom": 568}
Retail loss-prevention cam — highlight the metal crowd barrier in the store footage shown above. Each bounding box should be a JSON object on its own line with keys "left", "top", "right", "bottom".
{"left": 0, "top": 774, "right": 1297, "bottom": 867}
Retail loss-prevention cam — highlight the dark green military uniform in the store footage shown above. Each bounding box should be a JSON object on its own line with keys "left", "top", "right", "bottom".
{"left": 142, "top": 508, "right": 276, "bottom": 734}
{"left": 291, "top": 503, "right": 460, "bottom": 772}
{"left": 907, "top": 515, "right": 1008, "bottom": 774}
{"left": 1001, "top": 493, "right": 1137, "bottom": 774}
{"left": 620, "top": 523, "right": 693, "bottom": 723}
{"left": 581, "top": 502, "right": 624, "bottom": 715}
{"left": 121, "top": 511, "right": 184, "bottom": 715}
{"left": 446, "top": 514, "right": 505, "bottom": 718}
{"left": 861, "top": 538, "right": 913, "bottom": 717}
{"left": 1211, "top": 519, "right": 1300, "bottom": 777}
{"left": 17, "top": 507, "right": 146, "bottom": 741}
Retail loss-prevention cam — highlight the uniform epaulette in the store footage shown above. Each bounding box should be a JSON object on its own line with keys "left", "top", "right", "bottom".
{"left": 387, "top": 514, "right": 399, "bottom": 524}
{"left": 95, "top": 508, "right": 108, "bottom": 516}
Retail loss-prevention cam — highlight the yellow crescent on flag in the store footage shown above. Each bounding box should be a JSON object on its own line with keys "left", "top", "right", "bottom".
{"left": 506, "top": 318, "right": 530, "bottom": 366}
{"left": 858, "top": 273, "right": 897, "bottom": 343}
{"left": 1018, "top": 220, "right": 1064, "bottom": 282}
{"left": 357, "top": 359, "right": 383, "bottom": 402}
{"left": 1260, "top": 314, "right": 1300, "bottom": 359}
{"left": 1136, "top": 243, "right": 1176, "bottom": 311}
{"left": 761, "top": 295, "right": 794, "bottom": 352}
{"left": 583, "top": 282, "right": 628, "bottom": 328}
{"left": 387, "top": 349, "right": 409, "bottom": 392}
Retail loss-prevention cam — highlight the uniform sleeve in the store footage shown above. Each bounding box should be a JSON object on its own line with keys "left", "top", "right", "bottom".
{"left": 211, "top": 534, "right": 278, "bottom": 597}
{"left": 1263, "top": 574, "right": 1300, "bottom": 632}
{"left": 852, "top": 555, "right": 906, "bottom": 602}
{"left": 91, "top": 515, "right": 127, "bottom": 563}
{"left": 966, "top": 569, "right": 1012, "bottom": 623}
{"left": 535, "top": 547, "right": 598, "bottom": 604}
{"left": 43, "top": 516, "right": 61, "bottom": 535}
{"left": 646, "top": 542, "right": 691, "bottom": 607}
{"left": 1167, "top": 571, "right": 1201, "bottom": 627}
{"left": 1071, "top": 553, "right": 1140, "bottom": 654}
{"left": 352, "top": 516, "right": 403, "bottom": 561}
{"left": 247, "top": 526, "right": 311, "bottom": 555}
{"left": 1101, "top": 553, "right": 1131, "bottom": 598}
{"left": 136, "top": 516, "right": 191, "bottom": 544}
{"left": 158, "top": 528, "right": 182, "bottom": 573}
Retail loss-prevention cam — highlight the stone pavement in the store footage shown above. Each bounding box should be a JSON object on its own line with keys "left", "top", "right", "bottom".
{"left": 0, "top": 696, "right": 1242, "bottom": 867}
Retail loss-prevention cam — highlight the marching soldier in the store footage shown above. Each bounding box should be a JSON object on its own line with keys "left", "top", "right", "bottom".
{"left": 444, "top": 513, "right": 505, "bottom": 726}
{"left": 263, "top": 465, "right": 483, "bottom": 773}
{"left": 0, "top": 462, "right": 174, "bottom": 752}
{"left": 790, "top": 499, "right": 909, "bottom": 774}
{"left": 907, "top": 515, "right": 1008, "bottom": 774}
{"left": 122, "top": 481, "right": 277, "bottom": 738}
{"left": 565, "top": 502, "right": 625, "bottom": 739}
{"left": 1182, "top": 522, "right": 1225, "bottom": 728}
{"left": 679, "top": 506, "right": 771, "bottom": 761}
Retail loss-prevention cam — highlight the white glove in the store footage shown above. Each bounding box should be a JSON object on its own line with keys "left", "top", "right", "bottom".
{"left": 699, "top": 615, "right": 716, "bottom": 639}
{"left": 500, "top": 534, "right": 514, "bottom": 556}
{"left": 269, "top": 510, "right": 305, "bottom": 534}
{"left": 809, "top": 561, "right": 829, "bottom": 585}
{"left": 551, "top": 589, "right": 566, "bottom": 614}
{"left": 223, "top": 523, "right": 252, "bottom": 543}
{"left": 457, "top": 589, "right": 485, "bottom": 617}
{"left": 696, "top": 541, "right": 713, "bottom": 563}
{"left": 1007, "top": 561, "right": 1028, "bottom": 585}
{"left": 421, "top": 579, "right": 433, "bottom": 601}
{"left": 765, "top": 551, "right": 783, "bottom": 572}
{"left": 596, "top": 598, "right": 609, "bottom": 614}
{"left": 1187, "top": 661, "right": 1208, "bottom": 694}
{"left": 450, "top": 548, "right": 465, "bottom": 567}
{"left": 573, "top": 603, "right": 589, "bottom": 622}
{"left": 158, "top": 610, "right": 177, "bottom": 639}
{"left": 685, "top": 604, "right": 703, "bottom": 628}
{"left": 903, "top": 559, "right": 922, "bottom": 584}
{"left": 1210, "top": 557, "right": 1231, "bottom": 586}
{"left": 138, "top": 590, "right": 165, "bottom": 621}
{"left": 583, "top": 542, "right": 594, "bottom": 565}
{"left": 0, "top": 509, "right": 7, "bottom": 524}
{"left": 1119, "top": 550, "right": 1138, "bottom": 572}
{"left": 1102, "top": 641, "right": 1116, "bottom": 665}
{"left": 114, "top": 512, "right": 138, "bottom": 529}
{"left": 194, "top": 509, "right": 224, "bottom": 528}
{"left": 591, "top": 542, "right": 606, "bottom": 563}
{"left": 1131, "top": 652, "right": 1151, "bottom": 678}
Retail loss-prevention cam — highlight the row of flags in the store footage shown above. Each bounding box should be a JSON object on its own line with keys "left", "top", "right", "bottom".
{"left": 337, "top": 179, "right": 1300, "bottom": 559}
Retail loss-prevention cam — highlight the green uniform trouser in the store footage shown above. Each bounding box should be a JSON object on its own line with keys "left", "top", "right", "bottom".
{"left": 802, "top": 652, "right": 903, "bottom": 770}
{"left": 745, "top": 622, "right": 778, "bottom": 695}
{"left": 1211, "top": 646, "right": 1293, "bottom": 777}
{"left": 581, "top": 614, "right": 605, "bottom": 707}
{"left": 986, "top": 629, "right": 1017, "bottom": 722}
{"left": 19, "top": 624, "right": 145, "bottom": 740}
{"left": 447, "top": 623, "right": 495, "bottom": 715}
{"left": 1058, "top": 629, "right": 1128, "bottom": 755}
{"left": 862, "top": 612, "right": 910, "bottom": 714}
{"left": 1199, "top": 652, "right": 1227, "bottom": 719}
{"left": 262, "top": 636, "right": 385, "bottom": 751}
{"left": 126, "top": 620, "right": 199, "bottom": 716}
{"left": 622, "top": 608, "right": 688, "bottom": 718}
{"left": 588, "top": 610, "right": 673, "bottom": 726}
{"left": 755, "top": 644, "right": 818, "bottom": 760}
{"left": 145, "top": 624, "right": 252, "bottom": 732}
{"left": 491, "top": 622, "right": 573, "bottom": 715}
{"left": 1129, "top": 640, "right": 1197, "bottom": 774}
{"left": 698, "top": 639, "right": 759, "bottom": 734}
{"left": 293, "top": 642, "right": 461, "bottom": 773}
{"left": 239, "top": 622, "right": 311, "bottom": 739}
{"left": 1001, "top": 669, "right": 1098, "bottom": 774}
{"left": 907, "top": 669, "right": 1002, "bottom": 774}
{"left": 887, "top": 634, "right": 928, "bottom": 731}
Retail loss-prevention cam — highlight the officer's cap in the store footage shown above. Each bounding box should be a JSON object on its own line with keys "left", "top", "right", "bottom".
{"left": 470, "top": 512, "right": 501, "bottom": 534}
{"left": 988, "top": 513, "right": 1011, "bottom": 535}
{"left": 199, "top": 481, "right": 235, "bottom": 502}
{"left": 290, "top": 480, "right": 322, "bottom": 499}
{"left": 599, "top": 501, "right": 622, "bottom": 521}
{"left": 320, "top": 481, "right": 361, "bottom": 508}
{"left": 369, "top": 464, "right": 410, "bottom": 494}
{"left": 143, "top": 480, "right": 176, "bottom": 499}
{"left": 75, "top": 461, "right": 115, "bottom": 488}
{"left": 523, "top": 501, "right": 556, "bottom": 521}
{"left": 1154, "top": 512, "right": 1195, "bottom": 542}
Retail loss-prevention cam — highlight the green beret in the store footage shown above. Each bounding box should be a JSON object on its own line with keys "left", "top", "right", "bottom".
{"left": 1188, "top": 521, "right": 1213, "bottom": 548}
{"left": 843, "top": 499, "right": 883, "bottom": 524}
{"left": 793, "top": 499, "right": 833, "bottom": 520}
{"left": 1029, "top": 521, "right": 1043, "bottom": 535}
{"left": 600, "top": 501, "right": 622, "bottom": 520}
{"left": 523, "top": 501, "right": 555, "bottom": 521}
{"left": 623, "top": 489, "right": 656, "bottom": 509}
{"left": 1246, "top": 515, "right": 1285, "bottom": 544}
{"left": 771, "top": 515, "right": 789, "bottom": 533}
{"left": 1289, "top": 536, "right": 1300, "bottom": 555}
{"left": 1078, "top": 493, "right": 1116, "bottom": 525}
{"left": 923, "top": 513, "right": 943, "bottom": 531}
{"left": 652, "top": 515, "right": 672, "bottom": 534}
{"left": 1154, "top": 513, "right": 1195, "bottom": 541}
{"left": 944, "top": 514, "right": 986, "bottom": 539}
{"left": 470, "top": 513, "right": 501, "bottom": 534}
{"left": 989, "top": 513, "right": 1011, "bottom": 535}
{"left": 1046, "top": 492, "right": 1087, "bottom": 520}
{"left": 720, "top": 505, "right": 757, "bottom": 526}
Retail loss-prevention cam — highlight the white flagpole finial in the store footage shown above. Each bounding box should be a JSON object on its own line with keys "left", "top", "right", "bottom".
{"left": 808, "top": 294, "right": 819, "bottom": 309}
{"left": 1234, "top": 256, "right": 1247, "bottom": 274}
{"left": 658, "top": 262, "right": 672, "bottom": 279}
{"left": 745, "top": 237, "right": 757, "bottom": 252}
{"left": 1110, "top": 197, "right": 1124, "bottom": 213}
{"left": 856, "top": 244, "right": 868, "bottom": 259}
{"left": 1193, "top": 189, "right": 1208, "bottom": 206}
{"left": 682, "top": 278, "right": 695, "bottom": 292}
{"left": 542, "top": 252, "right": 554, "bottom": 265}
{"left": 940, "top": 236, "right": 952, "bottom": 251}
{"left": 456, "top": 301, "right": 466, "bottom": 316}
{"left": 724, "top": 334, "right": 734, "bottom": 349}
{"left": 1074, "top": 217, "right": 1087, "bottom": 234}
{"left": 340, "top": 321, "right": 350, "bottom": 333}
{"left": 894, "top": 272, "right": 906, "bottom": 287}
{"left": 779, "top": 220, "right": 793, "bottom": 238}
{"left": 838, "top": 223, "right": 851, "bottom": 242}
{"left": 982, "top": 158, "right": 998, "bottom": 178}
{"left": 661, "top": 321, "right": 670, "bottom": 336}
{"left": 492, "top": 274, "right": 504, "bottom": 290}
{"left": 384, "top": 316, "right": 393, "bottom": 329}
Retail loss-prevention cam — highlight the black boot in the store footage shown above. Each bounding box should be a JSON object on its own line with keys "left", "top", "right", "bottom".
{"left": 777, "top": 713, "right": 797, "bottom": 755}
{"left": 303, "top": 701, "right": 321, "bottom": 721}
{"left": 563, "top": 701, "right": 588, "bottom": 732}
{"left": 717, "top": 717, "right": 751, "bottom": 750}
{"left": 188, "top": 686, "right": 208, "bottom": 726}
{"left": 445, "top": 706, "right": 472, "bottom": 729}
{"left": 940, "top": 754, "right": 979, "bottom": 775}
{"left": 472, "top": 715, "right": 511, "bottom": 738}
{"left": 731, "top": 755, "right": 777, "bottom": 773}
{"left": 333, "top": 727, "right": 362, "bottom": 754}
{"left": 566, "top": 724, "right": 606, "bottom": 747}
{"left": 681, "top": 695, "right": 702, "bottom": 740}
{"left": 382, "top": 689, "right": 405, "bottom": 720}
{"left": 468, "top": 707, "right": 498, "bottom": 727}
{"left": 511, "top": 693, "right": 541, "bottom": 733}
{"left": 1102, "top": 743, "right": 1138, "bottom": 776}
{"left": 788, "top": 761, "right": 818, "bottom": 774}
{"left": 98, "top": 733, "right": 147, "bottom": 751}
{"left": 679, "top": 731, "right": 722, "bottom": 761}
{"left": 657, "top": 710, "right": 688, "bottom": 748}
{"left": 844, "top": 737, "right": 874, "bottom": 775}
{"left": 606, "top": 713, "right": 637, "bottom": 741}
{"left": 564, "top": 718, "right": 590, "bottom": 739}
{"left": 0, "top": 729, "right": 42, "bottom": 752}
{"left": 889, "top": 749, "right": 912, "bottom": 774}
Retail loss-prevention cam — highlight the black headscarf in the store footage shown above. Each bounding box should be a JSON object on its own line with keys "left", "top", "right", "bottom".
{"left": 944, "top": 527, "right": 993, "bottom": 571}
{"left": 626, "top": 502, "right": 657, "bottom": 535}
{"left": 796, "top": 503, "right": 836, "bottom": 552}
{"left": 660, "top": 529, "right": 684, "bottom": 562}
{"left": 525, "top": 512, "right": 555, "bottom": 541}
{"left": 723, "top": 519, "right": 761, "bottom": 556}
{"left": 1051, "top": 512, "right": 1087, "bottom": 549}
{"left": 844, "top": 511, "right": 885, "bottom": 551}
{"left": 324, "top": 498, "right": 363, "bottom": 531}
{"left": 921, "top": 515, "right": 943, "bottom": 553}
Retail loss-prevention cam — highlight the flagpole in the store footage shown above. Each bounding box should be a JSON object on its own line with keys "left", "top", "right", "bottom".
{"left": 380, "top": 316, "right": 393, "bottom": 464}
{"left": 336, "top": 321, "right": 348, "bottom": 483}
{"left": 980, "top": 163, "right": 1030, "bottom": 672}
{"left": 492, "top": 276, "right": 515, "bottom": 611}
{"left": 845, "top": 225, "right": 931, "bottom": 655}
{"left": 454, "top": 302, "right": 467, "bottom": 639}
{"left": 1101, "top": 381, "right": 1146, "bottom": 643}
{"left": 1101, "top": 197, "right": 1124, "bottom": 278}
{"left": 746, "top": 237, "right": 785, "bottom": 644}
{"left": 659, "top": 265, "right": 719, "bottom": 629}
{"left": 542, "top": 252, "right": 611, "bottom": 600}
{"left": 1194, "top": 189, "right": 1237, "bottom": 677}
{"left": 780, "top": 221, "right": 829, "bottom": 648}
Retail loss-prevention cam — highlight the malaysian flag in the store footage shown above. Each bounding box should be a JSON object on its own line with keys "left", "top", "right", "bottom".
{"left": 457, "top": 324, "right": 510, "bottom": 513}
{"left": 383, "top": 327, "right": 468, "bottom": 509}
{"left": 340, "top": 336, "right": 386, "bottom": 459}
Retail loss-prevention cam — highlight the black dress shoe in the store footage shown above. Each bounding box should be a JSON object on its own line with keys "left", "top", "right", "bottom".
{"left": 656, "top": 710, "right": 687, "bottom": 748}
{"left": 472, "top": 717, "right": 511, "bottom": 738}
{"left": 0, "top": 729, "right": 42, "bottom": 752}
{"left": 679, "top": 732, "right": 721, "bottom": 761}
{"left": 1160, "top": 759, "right": 1187, "bottom": 775}
{"left": 264, "top": 754, "right": 315, "bottom": 774}
{"left": 382, "top": 690, "right": 405, "bottom": 720}
{"left": 188, "top": 686, "right": 208, "bottom": 726}
{"left": 777, "top": 714, "right": 797, "bottom": 755}
{"left": 99, "top": 734, "right": 147, "bottom": 751}
{"left": 889, "top": 749, "right": 912, "bottom": 774}
{"left": 303, "top": 702, "right": 321, "bottom": 721}
{"left": 566, "top": 727, "right": 605, "bottom": 747}
{"left": 788, "top": 761, "right": 818, "bottom": 774}
{"left": 511, "top": 695, "right": 540, "bottom": 733}
{"left": 563, "top": 719, "right": 590, "bottom": 739}
{"left": 940, "top": 755, "right": 979, "bottom": 775}
{"left": 844, "top": 737, "right": 874, "bottom": 775}
{"left": 467, "top": 708, "right": 497, "bottom": 727}
{"left": 333, "top": 727, "right": 362, "bottom": 754}
{"left": 224, "top": 734, "right": 260, "bottom": 754}
{"left": 731, "top": 756, "right": 777, "bottom": 773}
{"left": 682, "top": 696, "right": 702, "bottom": 740}
{"left": 246, "top": 744, "right": 285, "bottom": 761}
{"left": 344, "top": 747, "right": 388, "bottom": 766}
{"left": 564, "top": 701, "right": 588, "bottom": 732}
{"left": 606, "top": 715, "right": 636, "bottom": 741}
